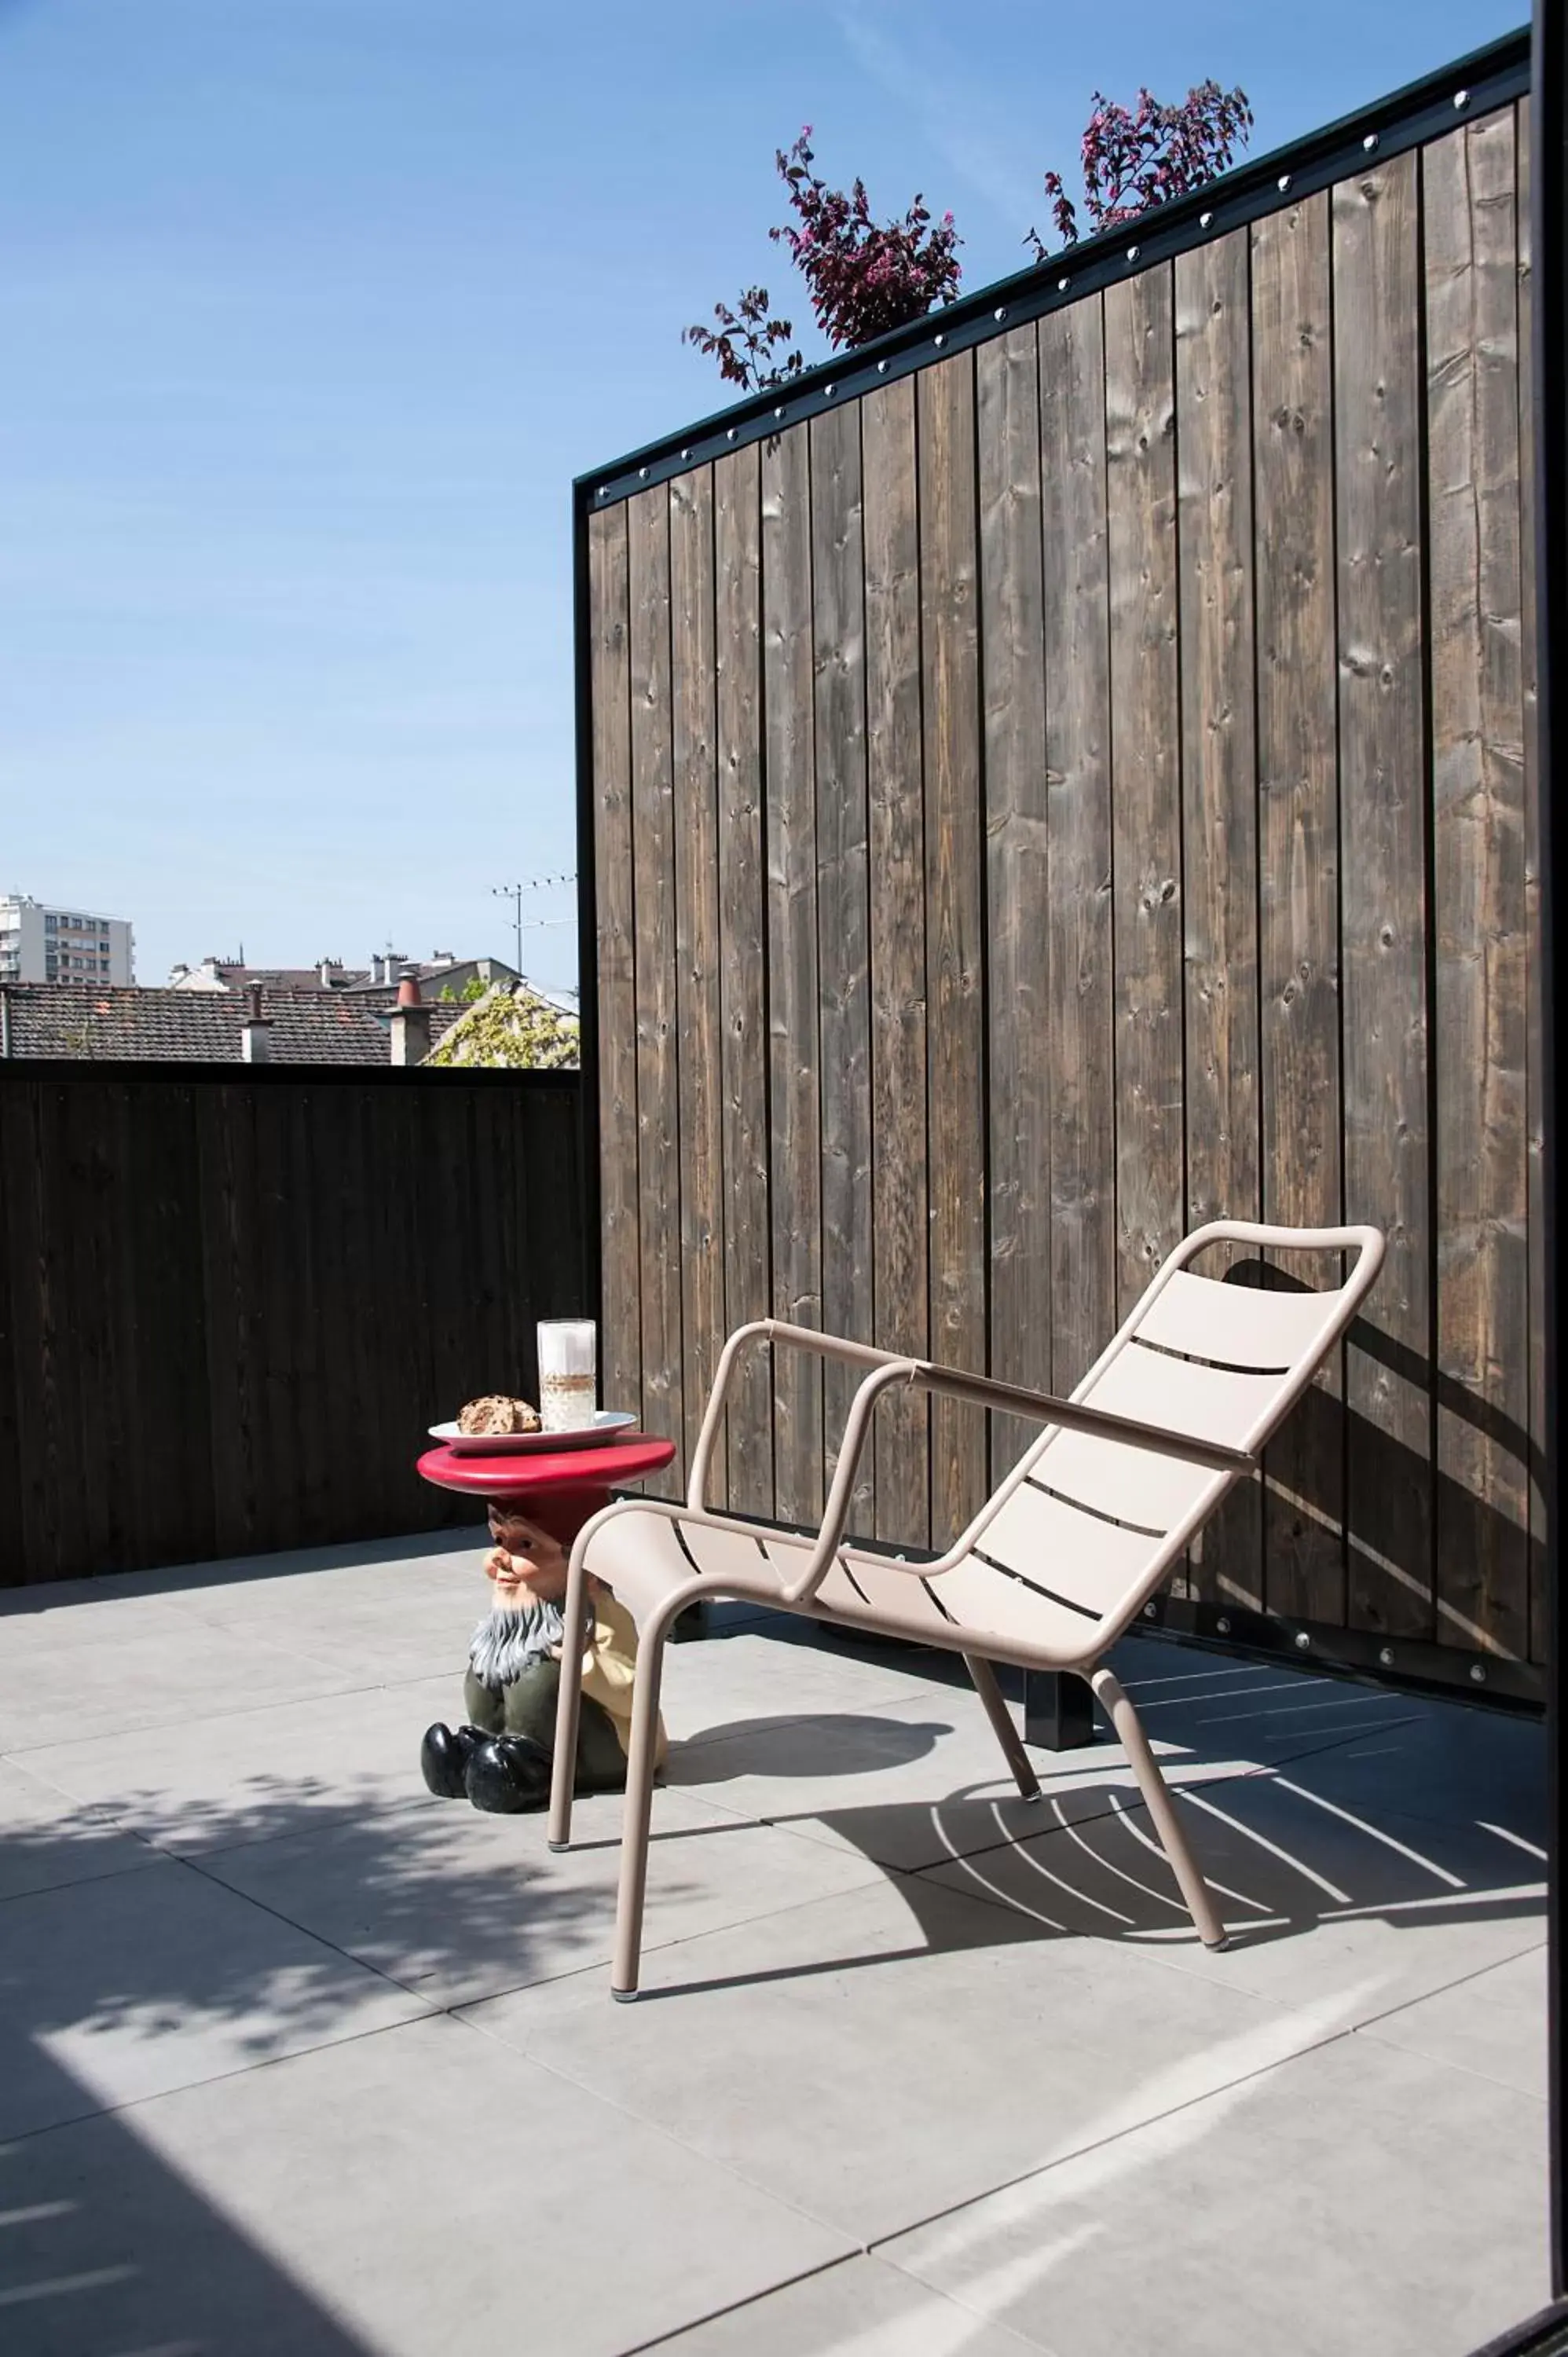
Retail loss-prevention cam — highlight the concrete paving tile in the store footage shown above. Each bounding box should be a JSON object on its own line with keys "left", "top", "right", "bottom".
{"left": 0, "top": 1857, "right": 430, "bottom": 2139}
{"left": 463, "top": 1873, "right": 1357, "bottom": 2245}
{"left": 10, "top": 1674, "right": 463, "bottom": 1854}
{"left": 1357, "top": 1944, "right": 1548, "bottom": 2100}
{"left": 0, "top": 1758, "right": 160, "bottom": 1903}
{"left": 14, "top": 2013, "right": 853, "bottom": 2357}
{"left": 202, "top": 1784, "right": 885, "bottom": 2007}
{"left": 919, "top": 1769, "right": 1546, "bottom": 2029}
{"left": 650, "top": 2254, "right": 1048, "bottom": 2356}
{"left": 1262, "top": 1703, "right": 1548, "bottom": 1847}
{"left": 882, "top": 2032, "right": 1550, "bottom": 2357}
{"left": 0, "top": 1619, "right": 363, "bottom": 1749}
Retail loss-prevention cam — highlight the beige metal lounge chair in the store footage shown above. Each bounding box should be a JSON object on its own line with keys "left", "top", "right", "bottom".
{"left": 548, "top": 1220, "right": 1385, "bottom": 1998}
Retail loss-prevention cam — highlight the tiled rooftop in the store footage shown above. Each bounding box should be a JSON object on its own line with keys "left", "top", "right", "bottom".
{"left": 0, "top": 1532, "right": 1548, "bottom": 2355}
{"left": 0, "top": 982, "right": 463, "bottom": 1064}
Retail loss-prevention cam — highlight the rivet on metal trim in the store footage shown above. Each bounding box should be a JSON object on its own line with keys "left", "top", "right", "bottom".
{"left": 1379, "top": 1646, "right": 1394, "bottom": 1667}
{"left": 1127, "top": 244, "right": 1139, "bottom": 262}
{"left": 824, "top": 384, "right": 835, "bottom": 398}
{"left": 638, "top": 467, "right": 648, "bottom": 479}
{"left": 1277, "top": 174, "right": 1291, "bottom": 192}
{"left": 1215, "top": 1615, "right": 1231, "bottom": 1636}
{"left": 1364, "top": 132, "right": 1379, "bottom": 151}
{"left": 994, "top": 306, "right": 1007, "bottom": 321}
{"left": 877, "top": 359, "right": 888, "bottom": 372}
{"left": 727, "top": 427, "right": 736, "bottom": 440}
{"left": 774, "top": 406, "right": 784, "bottom": 419}
{"left": 934, "top": 332, "right": 945, "bottom": 346}
{"left": 680, "top": 448, "right": 690, "bottom": 460}
{"left": 597, "top": 486, "right": 607, "bottom": 497}
{"left": 1295, "top": 1630, "right": 1312, "bottom": 1651}
{"left": 1143, "top": 1602, "right": 1157, "bottom": 1618}
{"left": 1200, "top": 211, "right": 1213, "bottom": 229}
{"left": 1057, "top": 277, "right": 1071, "bottom": 292}
{"left": 1470, "top": 1662, "right": 1487, "bottom": 1682}
{"left": 1454, "top": 88, "right": 1470, "bottom": 108}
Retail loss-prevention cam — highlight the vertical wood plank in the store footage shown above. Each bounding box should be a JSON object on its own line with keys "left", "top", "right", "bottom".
{"left": 863, "top": 378, "right": 931, "bottom": 1549}
{"left": 1040, "top": 300, "right": 1116, "bottom": 1397}
{"left": 671, "top": 467, "right": 727, "bottom": 1495}
{"left": 1178, "top": 227, "right": 1262, "bottom": 1611}
{"left": 1105, "top": 273, "right": 1185, "bottom": 1320}
{"left": 763, "top": 424, "right": 824, "bottom": 1524}
{"left": 628, "top": 486, "right": 684, "bottom": 1490}
{"left": 1427, "top": 113, "right": 1529, "bottom": 1659}
{"left": 588, "top": 507, "right": 642, "bottom": 1439}
{"left": 1335, "top": 147, "right": 1433, "bottom": 1638}
{"left": 714, "top": 445, "right": 773, "bottom": 1517}
{"left": 1518, "top": 100, "right": 1546, "bottom": 1664}
{"left": 811, "top": 404, "right": 875, "bottom": 1537}
{"left": 919, "top": 354, "right": 987, "bottom": 1539}
{"left": 979, "top": 326, "right": 1050, "bottom": 1479}
{"left": 1252, "top": 192, "right": 1347, "bottom": 1626}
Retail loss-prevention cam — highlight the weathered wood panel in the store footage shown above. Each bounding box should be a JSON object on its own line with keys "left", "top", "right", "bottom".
{"left": 1427, "top": 112, "right": 1530, "bottom": 1660}
{"left": 1040, "top": 299, "right": 1116, "bottom": 1400}
{"left": 980, "top": 325, "right": 1050, "bottom": 1479}
{"left": 1105, "top": 276, "right": 1185, "bottom": 1325}
{"left": 811, "top": 403, "right": 874, "bottom": 1535}
{"left": 1251, "top": 192, "right": 1346, "bottom": 1627}
{"left": 920, "top": 354, "right": 987, "bottom": 1540}
{"left": 588, "top": 504, "right": 641, "bottom": 1437}
{"left": 1517, "top": 99, "right": 1546, "bottom": 1665}
{"left": 1335, "top": 148, "right": 1433, "bottom": 1639}
{"left": 0, "top": 1071, "right": 585, "bottom": 1585}
{"left": 763, "top": 424, "right": 824, "bottom": 1525}
{"left": 713, "top": 445, "right": 774, "bottom": 1517}
{"left": 1177, "top": 228, "right": 1262, "bottom": 1611}
{"left": 671, "top": 467, "right": 727, "bottom": 1494}
{"left": 628, "top": 486, "right": 683, "bottom": 1495}
{"left": 863, "top": 377, "right": 930, "bottom": 1548}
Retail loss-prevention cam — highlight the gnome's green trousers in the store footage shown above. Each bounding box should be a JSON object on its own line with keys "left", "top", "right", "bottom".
{"left": 463, "top": 1659, "right": 628, "bottom": 1791}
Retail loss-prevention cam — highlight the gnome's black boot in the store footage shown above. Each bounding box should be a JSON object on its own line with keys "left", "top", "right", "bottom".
{"left": 463, "top": 1732, "right": 555, "bottom": 1814}
{"left": 419, "top": 1722, "right": 487, "bottom": 1801}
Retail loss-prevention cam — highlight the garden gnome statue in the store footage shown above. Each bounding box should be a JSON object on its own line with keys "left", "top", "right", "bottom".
{"left": 419, "top": 1497, "right": 665, "bottom": 1813}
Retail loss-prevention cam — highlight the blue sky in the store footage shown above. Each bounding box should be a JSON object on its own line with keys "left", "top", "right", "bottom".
{"left": 0, "top": 0, "right": 1525, "bottom": 992}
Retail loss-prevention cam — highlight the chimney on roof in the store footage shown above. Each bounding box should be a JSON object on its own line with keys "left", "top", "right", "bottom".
{"left": 241, "top": 981, "right": 271, "bottom": 1064}
{"left": 319, "top": 958, "right": 335, "bottom": 987}
{"left": 389, "top": 966, "right": 430, "bottom": 1066}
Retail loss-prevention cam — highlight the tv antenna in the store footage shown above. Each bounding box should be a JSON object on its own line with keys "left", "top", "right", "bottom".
{"left": 491, "top": 874, "right": 577, "bottom": 978}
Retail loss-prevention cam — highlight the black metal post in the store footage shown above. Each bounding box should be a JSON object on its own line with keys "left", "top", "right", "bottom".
{"left": 1023, "top": 1669, "right": 1097, "bottom": 1751}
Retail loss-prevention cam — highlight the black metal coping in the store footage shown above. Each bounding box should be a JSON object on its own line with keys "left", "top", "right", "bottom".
{"left": 0, "top": 1059, "right": 582, "bottom": 1089}
{"left": 577, "top": 25, "right": 1530, "bottom": 514}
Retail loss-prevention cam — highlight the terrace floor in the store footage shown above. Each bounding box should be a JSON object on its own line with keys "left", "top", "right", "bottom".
{"left": 0, "top": 1528, "right": 1550, "bottom": 2356}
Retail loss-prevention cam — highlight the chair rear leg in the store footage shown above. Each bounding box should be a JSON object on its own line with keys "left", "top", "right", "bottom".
{"left": 963, "top": 1655, "right": 1042, "bottom": 1801}
{"left": 611, "top": 1604, "right": 676, "bottom": 2001}
{"left": 1090, "top": 1665, "right": 1229, "bottom": 1950}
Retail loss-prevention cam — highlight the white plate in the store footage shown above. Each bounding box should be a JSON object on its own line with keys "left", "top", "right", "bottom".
{"left": 430, "top": 1410, "right": 638, "bottom": 1457}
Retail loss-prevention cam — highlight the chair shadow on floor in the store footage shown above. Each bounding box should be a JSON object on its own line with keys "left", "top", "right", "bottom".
{"left": 624, "top": 1660, "right": 1548, "bottom": 2000}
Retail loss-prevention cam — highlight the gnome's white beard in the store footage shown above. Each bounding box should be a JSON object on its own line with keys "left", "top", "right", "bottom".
{"left": 467, "top": 1600, "right": 566, "bottom": 1691}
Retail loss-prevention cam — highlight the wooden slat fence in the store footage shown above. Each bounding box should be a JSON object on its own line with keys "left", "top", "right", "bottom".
{"left": 584, "top": 101, "right": 1542, "bottom": 1687}
{"left": 0, "top": 1066, "right": 585, "bottom": 1584}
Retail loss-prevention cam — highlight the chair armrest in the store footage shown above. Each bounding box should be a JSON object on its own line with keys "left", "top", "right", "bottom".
{"left": 687, "top": 1319, "right": 907, "bottom": 1512}
{"left": 906, "top": 1360, "right": 1253, "bottom": 1476}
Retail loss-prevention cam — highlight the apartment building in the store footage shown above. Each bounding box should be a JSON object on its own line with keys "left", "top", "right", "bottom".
{"left": 0, "top": 893, "right": 135, "bottom": 985}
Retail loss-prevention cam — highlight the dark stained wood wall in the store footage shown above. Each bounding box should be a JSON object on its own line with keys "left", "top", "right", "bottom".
{"left": 586, "top": 104, "right": 1542, "bottom": 1667}
{"left": 0, "top": 1067, "right": 585, "bottom": 1584}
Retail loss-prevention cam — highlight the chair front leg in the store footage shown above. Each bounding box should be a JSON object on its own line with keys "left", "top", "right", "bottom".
{"left": 1090, "top": 1665, "right": 1229, "bottom": 1950}
{"left": 546, "top": 1546, "right": 592, "bottom": 1852}
{"left": 610, "top": 1596, "right": 680, "bottom": 2000}
{"left": 963, "top": 1655, "right": 1042, "bottom": 1801}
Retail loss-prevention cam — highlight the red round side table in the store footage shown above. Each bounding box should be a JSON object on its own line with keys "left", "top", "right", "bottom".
{"left": 416, "top": 1432, "right": 676, "bottom": 1545}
